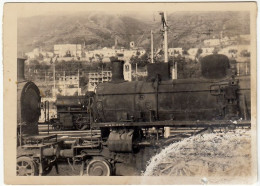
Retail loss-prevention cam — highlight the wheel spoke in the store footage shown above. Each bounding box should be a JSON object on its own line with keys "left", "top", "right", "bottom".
{"left": 26, "top": 168, "right": 33, "bottom": 174}
{"left": 25, "top": 164, "right": 31, "bottom": 169}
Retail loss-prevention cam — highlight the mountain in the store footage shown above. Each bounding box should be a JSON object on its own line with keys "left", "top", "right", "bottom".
{"left": 18, "top": 11, "right": 250, "bottom": 54}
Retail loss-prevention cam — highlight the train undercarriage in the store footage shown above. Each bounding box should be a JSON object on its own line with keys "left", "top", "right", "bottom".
{"left": 17, "top": 119, "right": 251, "bottom": 176}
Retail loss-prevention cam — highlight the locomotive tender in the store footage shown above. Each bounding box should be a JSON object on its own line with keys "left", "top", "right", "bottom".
{"left": 52, "top": 93, "right": 94, "bottom": 130}
{"left": 17, "top": 54, "right": 251, "bottom": 176}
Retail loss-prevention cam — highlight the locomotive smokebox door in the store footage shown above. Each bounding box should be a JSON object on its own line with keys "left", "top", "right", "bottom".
{"left": 60, "top": 113, "right": 73, "bottom": 127}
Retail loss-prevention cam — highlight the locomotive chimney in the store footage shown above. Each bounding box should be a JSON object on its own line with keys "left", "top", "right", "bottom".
{"left": 17, "top": 58, "right": 26, "bottom": 82}
{"left": 112, "top": 60, "right": 124, "bottom": 81}
{"left": 147, "top": 62, "right": 170, "bottom": 81}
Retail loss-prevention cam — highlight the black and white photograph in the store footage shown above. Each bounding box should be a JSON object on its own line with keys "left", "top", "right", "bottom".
{"left": 3, "top": 2, "right": 257, "bottom": 185}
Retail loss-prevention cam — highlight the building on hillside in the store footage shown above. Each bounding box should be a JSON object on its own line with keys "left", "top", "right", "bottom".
{"left": 218, "top": 46, "right": 238, "bottom": 58}
{"left": 93, "top": 47, "right": 117, "bottom": 58}
{"left": 200, "top": 48, "right": 214, "bottom": 57}
{"left": 25, "top": 48, "right": 54, "bottom": 60}
{"left": 102, "top": 57, "right": 111, "bottom": 63}
{"left": 85, "top": 51, "right": 95, "bottom": 59}
{"left": 220, "top": 36, "right": 231, "bottom": 46}
{"left": 218, "top": 45, "right": 250, "bottom": 59}
{"left": 87, "top": 71, "right": 112, "bottom": 91}
{"left": 123, "top": 50, "right": 137, "bottom": 60}
{"left": 85, "top": 45, "right": 146, "bottom": 63}
{"left": 52, "top": 75, "right": 81, "bottom": 96}
{"left": 123, "top": 60, "right": 132, "bottom": 81}
{"left": 187, "top": 48, "right": 198, "bottom": 60}
{"left": 52, "top": 87, "right": 81, "bottom": 97}
{"left": 168, "top": 48, "right": 183, "bottom": 57}
{"left": 57, "top": 75, "right": 79, "bottom": 86}
{"left": 43, "top": 52, "right": 54, "bottom": 58}
{"left": 25, "top": 48, "right": 41, "bottom": 59}
{"left": 54, "top": 44, "right": 82, "bottom": 58}
{"left": 204, "top": 39, "right": 220, "bottom": 46}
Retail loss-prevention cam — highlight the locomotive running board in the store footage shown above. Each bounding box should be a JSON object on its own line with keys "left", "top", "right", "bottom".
{"left": 92, "top": 120, "right": 251, "bottom": 128}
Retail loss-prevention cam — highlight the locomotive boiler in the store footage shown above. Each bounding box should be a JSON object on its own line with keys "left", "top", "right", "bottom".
{"left": 95, "top": 54, "right": 250, "bottom": 124}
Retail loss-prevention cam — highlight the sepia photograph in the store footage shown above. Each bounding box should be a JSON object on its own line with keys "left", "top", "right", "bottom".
{"left": 3, "top": 2, "right": 257, "bottom": 185}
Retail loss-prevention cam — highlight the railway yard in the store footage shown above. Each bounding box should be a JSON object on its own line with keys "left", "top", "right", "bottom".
{"left": 16, "top": 54, "right": 252, "bottom": 177}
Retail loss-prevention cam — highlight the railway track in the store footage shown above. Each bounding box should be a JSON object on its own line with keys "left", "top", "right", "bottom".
{"left": 38, "top": 123, "right": 250, "bottom": 144}
{"left": 38, "top": 124, "right": 101, "bottom": 142}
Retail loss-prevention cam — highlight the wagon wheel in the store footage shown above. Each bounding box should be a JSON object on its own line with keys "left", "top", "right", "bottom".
{"left": 16, "top": 157, "right": 38, "bottom": 176}
{"left": 158, "top": 159, "right": 207, "bottom": 176}
{"left": 86, "top": 158, "right": 112, "bottom": 176}
{"left": 53, "top": 124, "right": 62, "bottom": 131}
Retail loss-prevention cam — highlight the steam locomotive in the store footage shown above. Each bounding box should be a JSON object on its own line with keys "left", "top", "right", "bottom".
{"left": 51, "top": 93, "right": 94, "bottom": 130}
{"left": 53, "top": 54, "right": 250, "bottom": 131}
{"left": 17, "top": 54, "right": 251, "bottom": 176}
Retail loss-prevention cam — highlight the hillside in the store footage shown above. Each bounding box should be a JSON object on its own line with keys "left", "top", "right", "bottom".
{"left": 18, "top": 11, "right": 250, "bottom": 54}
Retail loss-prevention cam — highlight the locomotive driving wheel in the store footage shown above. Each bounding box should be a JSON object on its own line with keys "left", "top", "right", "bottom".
{"left": 16, "top": 157, "right": 38, "bottom": 176}
{"left": 75, "top": 116, "right": 90, "bottom": 130}
{"left": 86, "top": 158, "right": 112, "bottom": 176}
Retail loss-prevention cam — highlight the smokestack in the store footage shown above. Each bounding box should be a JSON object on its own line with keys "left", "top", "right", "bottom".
{"left": 17, "top": 58, "right": 26, "bottom": 82}
{"left": 112, "top": 60, "right": 124, "bottom": 81}
{"left": 147, "top": 63, "right": 170, "bottom": 81}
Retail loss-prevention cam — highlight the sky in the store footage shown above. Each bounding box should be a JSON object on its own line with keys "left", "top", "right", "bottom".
{"left": 14, "top": 2, "right": 253, "bottom": 18}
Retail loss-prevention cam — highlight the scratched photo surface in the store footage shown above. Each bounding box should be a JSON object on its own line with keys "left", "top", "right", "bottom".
{"left": 4, "top": 2, "right": 257, "bottom": 185}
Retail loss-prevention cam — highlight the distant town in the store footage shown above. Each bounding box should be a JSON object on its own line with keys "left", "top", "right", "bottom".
{"left": 23, "top": 33, "right": 250, "bottom": 96}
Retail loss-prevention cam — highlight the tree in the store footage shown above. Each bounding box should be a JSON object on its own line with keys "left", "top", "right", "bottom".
{"left": 36, "top": 53, "right": 44, "bottom": 61}
{"left": 130, "top": 53, "right": 149, "bottom": 68}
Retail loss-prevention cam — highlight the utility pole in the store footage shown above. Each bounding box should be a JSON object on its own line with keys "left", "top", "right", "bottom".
{"left": 135, "top": 63, "right": 138, "bottom": 81}
{"left": 159, "top": 11, "right": 171, "bottom": 138}
{"left": 63, "top": 71, "right": 66, "bottom": 96}
{"left": 101, "top": 65, "right": 103, "bottom": 83}
{"left": 151, "top": 30, "right": 154, "bottom": 63}
{"left": 53, "top": 63, "right": 56, "bottom": 97}
{"left": 163, "top": 12, "right": 168, "bottom": 63}
{"left": 115, "top": 35, "right": 118, "bottom": 49}
{"left": 78, "top": 69, "right": 80, "bottom": 95}
{"left": 45, "top": 71, "right": 46, "bottom": 85}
